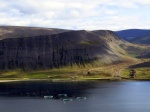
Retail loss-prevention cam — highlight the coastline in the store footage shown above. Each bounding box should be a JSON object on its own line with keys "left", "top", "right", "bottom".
{"left": 0, "top": 79, "right": 50, "bottom": 82}
{"left": 0, "top": 77, "right": 150, "bottom": 83}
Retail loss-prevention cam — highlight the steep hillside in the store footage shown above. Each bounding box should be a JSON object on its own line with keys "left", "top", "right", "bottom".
{"left": 0, "top": 26, "right": 69, "bottom": 40}
{"left": 129, "top": 61, "right": 150, "bottom": 68}
{"left": 0, "top": 29, "right": 127, "bottom": 70}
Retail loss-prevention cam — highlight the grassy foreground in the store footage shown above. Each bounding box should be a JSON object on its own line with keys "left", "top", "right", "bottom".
{"left": 0, "top": 68, "right": 112, "bottom": 81}
{"left": 0, "top": 58, "right": 150, "bottom": 82}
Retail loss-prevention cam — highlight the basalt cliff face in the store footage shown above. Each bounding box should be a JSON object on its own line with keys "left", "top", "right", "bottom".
{"left": 0, "top": 27, "right": 126, "bottom": 70}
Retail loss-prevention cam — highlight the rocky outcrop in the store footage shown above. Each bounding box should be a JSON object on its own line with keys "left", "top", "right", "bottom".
{"left": 0, "top": 28, "right": 125, "bottom": 70}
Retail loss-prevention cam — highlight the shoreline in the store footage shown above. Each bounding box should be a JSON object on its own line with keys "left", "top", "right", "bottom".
{"left": 0, "top": 79, "right": 50, "bottom": 82}
{"left": 1, "top": 77, "right": 150, "bottom": 83}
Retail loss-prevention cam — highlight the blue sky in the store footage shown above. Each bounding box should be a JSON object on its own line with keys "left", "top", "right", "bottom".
{"left": 0, "top": 0, "right": 150, "bottom": 31}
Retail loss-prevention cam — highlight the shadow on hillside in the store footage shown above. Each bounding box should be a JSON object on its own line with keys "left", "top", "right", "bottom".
{"left": 129, "top": 61, "right": 150, "bottom": 68}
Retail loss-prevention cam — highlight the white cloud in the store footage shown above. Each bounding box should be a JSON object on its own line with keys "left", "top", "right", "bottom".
{"left": 0, "top": 0, "right": 150, "bottom": 30}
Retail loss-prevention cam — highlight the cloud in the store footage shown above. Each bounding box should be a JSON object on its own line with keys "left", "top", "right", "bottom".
{"left": 0, "top": 0, "right": 150, "bottom": 30}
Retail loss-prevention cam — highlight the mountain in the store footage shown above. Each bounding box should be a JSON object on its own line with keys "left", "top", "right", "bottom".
{"left": 130, "top": 35, "right": 150, "bottom": 45}
{"left": 116, "top": 29, "right": 150, "bottom": 41}
{"left": 0, "top": 26, "right": 128, "bottom": 70}
{"left": 0, "top": 26, "right": 69, "bottom": 40}
{"left": 116, "top": 29, "right": 150, "bottom": 45}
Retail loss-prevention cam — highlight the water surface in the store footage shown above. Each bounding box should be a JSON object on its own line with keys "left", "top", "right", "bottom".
{"left": 0, "top": 80, "right": 150, "bottom": 112}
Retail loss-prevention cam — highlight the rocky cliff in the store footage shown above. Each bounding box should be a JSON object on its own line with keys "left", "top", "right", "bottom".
{"left": 0, "top": 27, "right": 125, "bottom": 70}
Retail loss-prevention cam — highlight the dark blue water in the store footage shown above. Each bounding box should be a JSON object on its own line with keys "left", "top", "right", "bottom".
{"left": 0, "top": 80, "right": 150, "bottom": 112}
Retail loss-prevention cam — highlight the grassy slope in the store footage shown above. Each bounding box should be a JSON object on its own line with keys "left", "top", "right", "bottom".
{"left": 0, "top": 58, "right": 149, "bottom": 81}
{"left": 0, "top": 43, "right": 150, "bottom": 81}
{"left": 120, "top": 42, "right": 150, "bottom": 80}
{"left": 0, "top": 28, "right": 150, "bottom": 81}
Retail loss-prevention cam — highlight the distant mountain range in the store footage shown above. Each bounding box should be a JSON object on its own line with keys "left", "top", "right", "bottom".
{"left": 116, "top": 29, "right": 150, "bottom": 45}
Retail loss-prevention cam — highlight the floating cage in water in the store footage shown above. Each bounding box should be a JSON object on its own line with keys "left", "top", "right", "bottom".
{"left": 63, "top": 98, "right": 73, "bottom": 102}
{"left": 58, "top": 94, "right": 67, "bottom": 98}
{"left": 76, "top": 97, "right": 86, "bottom": 100}
{"left": 44, "top": 96, "right": 53, "bottom": 99}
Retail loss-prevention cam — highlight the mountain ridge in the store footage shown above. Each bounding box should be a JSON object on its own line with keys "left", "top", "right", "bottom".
{"left": 116, "top": 29, "right": 150, "bottom": 45}
{"left": 0, "top": 26, "right": 70, "bottom": 40}
{"left": 0, "top": 26, "right": 127, "bottom": 70}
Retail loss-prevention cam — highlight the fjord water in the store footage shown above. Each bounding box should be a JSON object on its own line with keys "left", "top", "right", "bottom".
{"left": 0, "top": 81, "right": 150, "bottom": 112}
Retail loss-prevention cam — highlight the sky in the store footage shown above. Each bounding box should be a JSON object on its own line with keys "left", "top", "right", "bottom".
{"left": 0, "top": 0, "right": 150, "bottom": 31}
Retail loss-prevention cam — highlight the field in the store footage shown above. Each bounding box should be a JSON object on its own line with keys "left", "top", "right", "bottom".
{"left": 0, "top": 58, "right": 149, "bottom": 81}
